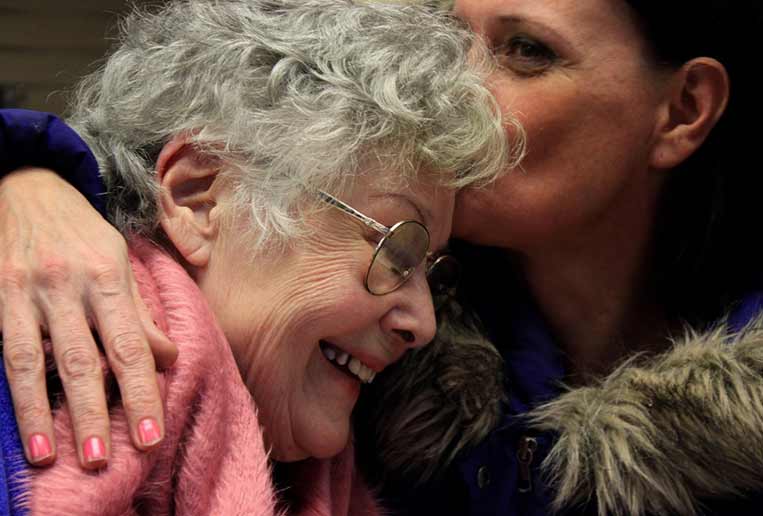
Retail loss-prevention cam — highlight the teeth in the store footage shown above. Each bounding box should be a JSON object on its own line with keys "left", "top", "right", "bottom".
{"left": 349, "top": 357, "right": 374, "bottom": 382}
{"left": 321, "top": 342, "right": 376, "bottom": 384}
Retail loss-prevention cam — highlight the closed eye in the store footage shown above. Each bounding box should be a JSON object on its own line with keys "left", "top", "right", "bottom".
{"left": 495, "top": 34, "right": 558, "bottom": 76}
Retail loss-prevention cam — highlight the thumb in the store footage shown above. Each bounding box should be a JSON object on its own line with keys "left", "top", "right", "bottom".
{"left": 131, "top": 273, "right": 178, "bottom": 369}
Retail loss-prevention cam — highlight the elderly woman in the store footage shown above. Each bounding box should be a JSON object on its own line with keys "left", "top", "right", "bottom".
{"left": 0, "top": 0, "right": 512, "bottom": 513}
{"left": 6, "top": 0, "right": 763, "bottom": 515}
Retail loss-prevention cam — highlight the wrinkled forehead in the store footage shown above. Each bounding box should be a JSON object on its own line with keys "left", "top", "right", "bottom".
{"left": 362, "top": 172, "right": 456, "bottom": 251}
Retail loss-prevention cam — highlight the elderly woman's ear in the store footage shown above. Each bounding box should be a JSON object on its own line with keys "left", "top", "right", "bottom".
{"left": 157, "top": 135, "right": 224, "bottom": 268}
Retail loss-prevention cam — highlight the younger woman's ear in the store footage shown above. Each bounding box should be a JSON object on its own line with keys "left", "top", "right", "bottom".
{"left": 650, "top": 57, "right": 729, "bottom": 170}
{"left": 156, "top": 134, "right": 223, "bottom": 268}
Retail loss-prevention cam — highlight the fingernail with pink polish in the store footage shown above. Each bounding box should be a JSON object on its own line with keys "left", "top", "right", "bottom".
{"left": 83, "top": 436, "right": 106, "bottom": 464}
{"left": 29, "top": 433, "right": 52, "bottom": 462}
{"left": 138, "top": 417, "right": 162, "bottom": 446}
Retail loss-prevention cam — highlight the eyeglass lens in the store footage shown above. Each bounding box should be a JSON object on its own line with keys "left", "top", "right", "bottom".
{"left": 427, "top": 254, "right": 461, "bottom": 310}
{"left": 366, "top": 220, "right": 430, "bottom": 295}
{"left": 427, "top": 255, "right": 460, "bottom": 295}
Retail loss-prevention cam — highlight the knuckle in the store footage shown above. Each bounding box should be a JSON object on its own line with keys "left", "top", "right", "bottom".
{"left": 70, "top": 405, "right": 107, "bottom": 430}
{"left": 59, "top": 347, "right": 99, "bottom": 381}
{"left": 14, "top": 399, "right": 50, "bottom": 425}
{"left": 121, "top": 382, "right": 159, "bottom": 412}
{"left": 109, "top": 332, "right": 152, "bottom": 371}
{"left": 34, "top": 257, "right": 72, "bottom": 289}
{"left": 0, "top": 264, "right": 28, "bottom": 292}
{"left": 4, "top": 343, "right": 44, "bottom": 375}
{"left": 87, "top": 259, "right": 125, "bottom": 294}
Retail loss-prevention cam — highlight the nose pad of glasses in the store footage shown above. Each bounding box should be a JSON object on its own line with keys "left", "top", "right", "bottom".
{"left": 394, "top": 329, "right": 416, "bottom": 343}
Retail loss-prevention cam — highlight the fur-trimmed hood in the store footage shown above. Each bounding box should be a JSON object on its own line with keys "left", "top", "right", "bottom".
{"left": 530, "top": 321, "right": 763, "bottom": 516}
{"left": 361, "top": 306, "right": 763, "bottom": 516}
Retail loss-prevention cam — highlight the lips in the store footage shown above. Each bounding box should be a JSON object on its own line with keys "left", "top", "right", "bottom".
{"left": 319, "top": 340, "right": 377, "bottom": 384}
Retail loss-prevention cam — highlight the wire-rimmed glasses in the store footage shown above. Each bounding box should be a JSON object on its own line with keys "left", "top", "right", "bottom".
{"left": 318, "top": 191, "right": 460, "bottom": 306}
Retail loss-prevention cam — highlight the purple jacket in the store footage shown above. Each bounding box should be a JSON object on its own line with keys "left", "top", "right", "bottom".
{"left": 0, "top": 109, "right": 105, "bottom": 215}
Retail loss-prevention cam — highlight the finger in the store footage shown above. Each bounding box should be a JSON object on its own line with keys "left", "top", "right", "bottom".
{"left": 2, "top": 296, "right": 56, "bottom": 466}
{"left": 130, "top": 270, "right": 177, "bottom": 370}
{"left": 46, "top": 304, "right": 110, "bottom": 470}
{"left": 88, "top": 265, "right": 165, "bottom": 452}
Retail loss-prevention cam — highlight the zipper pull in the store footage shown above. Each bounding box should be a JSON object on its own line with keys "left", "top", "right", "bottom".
{"left": 517, "top": 436, "right": 538, "bottom": 494}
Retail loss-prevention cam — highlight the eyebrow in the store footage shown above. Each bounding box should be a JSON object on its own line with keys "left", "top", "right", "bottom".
{"left": 495, "top": 15, "right": 574, "bottom": 54}
{"left": 373, "top": 192, "right": 455, "bottom": 253}
{"left": 370, "top": 193, "right": 431, "bottom": 227}
{"left": 498, "top": 15, "right": 556, "bottom": 34}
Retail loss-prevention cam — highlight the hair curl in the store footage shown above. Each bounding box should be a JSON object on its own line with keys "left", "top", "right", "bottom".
{"left": 69, "top": 0, "right": 521, "bottom": 250}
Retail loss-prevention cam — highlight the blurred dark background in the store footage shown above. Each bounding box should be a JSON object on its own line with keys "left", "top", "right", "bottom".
{"left": 0, "top": 0, "right": 156, "bottom": 114}
{"left": 0, "top": 0, "right": 437, "bottom": 115}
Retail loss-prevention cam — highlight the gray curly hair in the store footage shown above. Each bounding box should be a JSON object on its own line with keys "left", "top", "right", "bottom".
{"left": 69, "top": 0, "right": 521, "bottom": 249}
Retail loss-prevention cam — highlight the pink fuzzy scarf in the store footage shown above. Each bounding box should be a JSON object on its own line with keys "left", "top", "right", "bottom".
{"left": 25, "top": 238, "right": 382, "bottom": 516}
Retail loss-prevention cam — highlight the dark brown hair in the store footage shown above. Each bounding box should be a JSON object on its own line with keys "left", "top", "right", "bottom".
{"left": 625, "top": 0, "right": 763, "bottom": 324}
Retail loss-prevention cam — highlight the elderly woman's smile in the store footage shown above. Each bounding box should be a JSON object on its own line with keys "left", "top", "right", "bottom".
{"left": 319, "top": 340, "right": 378, "bottom": 384}
{"left": 7, "top": 4, "right": 514, "bottom": 500}
{"left": 195, "top": 173, "right": 454, "bottom": 460}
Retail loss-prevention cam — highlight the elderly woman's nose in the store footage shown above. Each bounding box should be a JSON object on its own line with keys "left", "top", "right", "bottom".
{"left": 382, "top": 274, "right": 437, "bottom": 349}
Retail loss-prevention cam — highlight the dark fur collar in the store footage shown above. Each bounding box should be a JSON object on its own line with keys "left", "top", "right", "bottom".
{"left": 362, "top": 310, "right": 763, "bottom": 515}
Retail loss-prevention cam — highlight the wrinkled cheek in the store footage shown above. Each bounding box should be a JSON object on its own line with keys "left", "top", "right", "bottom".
{"left": 291, "top": 353, "right": 357, "bottom": 458}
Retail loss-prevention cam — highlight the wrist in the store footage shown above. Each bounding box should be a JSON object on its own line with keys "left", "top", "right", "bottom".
{"left": 0, "top": 167, "right": 70, "bottom": 194}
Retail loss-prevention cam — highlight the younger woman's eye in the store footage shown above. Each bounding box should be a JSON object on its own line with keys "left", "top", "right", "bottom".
{"left": 496, "top": 35, "right": 558, "bottom": 75}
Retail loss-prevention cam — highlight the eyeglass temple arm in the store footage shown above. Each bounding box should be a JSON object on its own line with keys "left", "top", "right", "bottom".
{"left": 317, "top": 191, "right": 389, "bottom": 236}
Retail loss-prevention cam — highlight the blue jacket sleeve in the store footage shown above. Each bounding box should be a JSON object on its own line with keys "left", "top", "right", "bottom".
{"left": 0, "top": 109, "right": 106, "bottom": 216}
